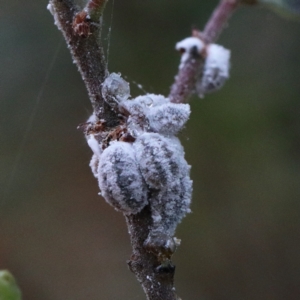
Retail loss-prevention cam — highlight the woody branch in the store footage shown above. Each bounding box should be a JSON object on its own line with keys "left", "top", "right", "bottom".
{"left": 47, "top": 0, "right": 256, "bottom": 299}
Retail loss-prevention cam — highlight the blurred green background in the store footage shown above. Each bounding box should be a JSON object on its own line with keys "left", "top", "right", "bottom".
{"left": 1, "top": 1, "right": 300, "bottom": 299}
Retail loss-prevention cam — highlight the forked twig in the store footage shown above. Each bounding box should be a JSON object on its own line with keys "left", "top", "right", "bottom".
{"left": 47, "top": 1, "right": 253, "bottom": 299}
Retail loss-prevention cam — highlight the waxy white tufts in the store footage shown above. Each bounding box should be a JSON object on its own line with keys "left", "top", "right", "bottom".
{"left": 85, "top": 74, "right": 193, "bottom": 252}
{"left": 120, "top": 94, "right": 190, "bottom": 136}
{"left": 196, "top": 43, "right": 231, "bottom": 97}
{"left": 133, "top": 133, "right": 192, "bottom": 244}
{"left": 176, "top": 37, "right": 205, "bottom": 69}
{"left": 98, "top": 142, "right": 148, "bottom": 214}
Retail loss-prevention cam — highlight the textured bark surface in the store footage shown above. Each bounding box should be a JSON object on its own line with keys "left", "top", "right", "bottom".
{"left": 126, "top": 206, "right": 179, "bottom": 300}
{"left": 50, "top": 0, "right": 118, "bottom": 127}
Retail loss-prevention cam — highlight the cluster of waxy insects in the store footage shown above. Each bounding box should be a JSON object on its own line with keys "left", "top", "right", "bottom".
{"left": 84, "top": 36, "right": 231, "bottom": 257}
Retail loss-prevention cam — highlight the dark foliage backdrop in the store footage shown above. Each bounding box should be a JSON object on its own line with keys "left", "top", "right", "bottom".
{"left": 1, "top": 1, "right": 300, "bottom": 299}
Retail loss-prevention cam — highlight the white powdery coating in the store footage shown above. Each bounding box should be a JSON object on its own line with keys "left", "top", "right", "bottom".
{"left": 120, "top": 94, "right": 190, "bottom": 136}
{"left": 47, "top": 3, "right": 54, "bottom": 15}
{"left": 134, "top": 94, "right": 169, "bottom": 107}
{"left": 47, "top": 2, "right": 61, "bottom": 29}
{"left": 133, "top": 133, "right": 192, "bottom": 236}
{"left": 98, "top": 142, "right": 148, "bottom": 214}
{"left": 86, "top": 91, "right": 193, "bottom": 248}
{"left": 89, "top": 154, "right": 99, "bottom": 178}
{"left": 196, "top": 43, "right": 231, "bottom": 97}
{"left": 120, "top": 95, "right": 150, "bottom": 137}
{"left": 120, "top": 94, "right": 169, "bottom": 118}
{"left": 87, "top": 113, "right": 97, "bottom": 124}
{"left": 102, "top": 73, "right": 130, "bottom": 106}
{"left": 147, "top": 102, "right": 190, "bottom": 135}
{"left": 87, "top": 134, "right": 102, "bottom": 158}
{"left": 176, "top": 37, "right": 205, "bottom": 69}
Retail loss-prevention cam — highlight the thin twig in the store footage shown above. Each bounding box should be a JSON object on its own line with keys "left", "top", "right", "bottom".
{"left": 169, "top": 0, "right": 241, "bottom": 104}
{"left": 202, "top": 0, "right": 240, "bottom": 43}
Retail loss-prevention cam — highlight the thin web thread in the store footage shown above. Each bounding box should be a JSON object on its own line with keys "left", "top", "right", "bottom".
{"left": 123, "top": 74, "right": 149, "bottom": 95}
{"left": 106, "top": 0, "right": 115, "bottom": 69}
{"left": 104, "top": 1, "right": 149, "bottom": 96}
{"left": 2, "top": 40, "right": 63, "bottom": 205}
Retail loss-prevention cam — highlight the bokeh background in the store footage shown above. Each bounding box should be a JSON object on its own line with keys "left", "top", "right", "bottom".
{"left": 1, "top": 1, "right": 300, "bottom": 299}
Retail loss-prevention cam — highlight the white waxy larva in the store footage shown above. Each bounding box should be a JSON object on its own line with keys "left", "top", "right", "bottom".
{"left": 98, "top": 141, "right": 148, "bottom": 214}
{"left": 133, "top": 94, "right": 169, "bottom": 107}
{"left": 120, "top": 94, "right": 190, "bottom": 136}
{"left": 119, "top": 94, "right": 169, "bottom": 119}
{"left": 133, "top": 133, "right": 192, "bottom": 251}
{"left": 196, "top": 43, "right": 231, "bottom": 97}
{"left": 119, "top": 95, "right": 150, "bottom": 137}
{"left": 146, "top": 102, "right": 190, "bottom": 135}
{"left": 86, "top": 90, "right": 193, "bottom": 255}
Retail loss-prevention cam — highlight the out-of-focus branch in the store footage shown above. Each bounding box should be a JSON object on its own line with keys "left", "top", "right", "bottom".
{"left": 202, "top": 0, "right": 241, "bottom": 44}
{"left": 169, "top": 0, "right": 256, "bottom": 104}
{"left": 168, "top": 47, "right": 204, "bottom": 104}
